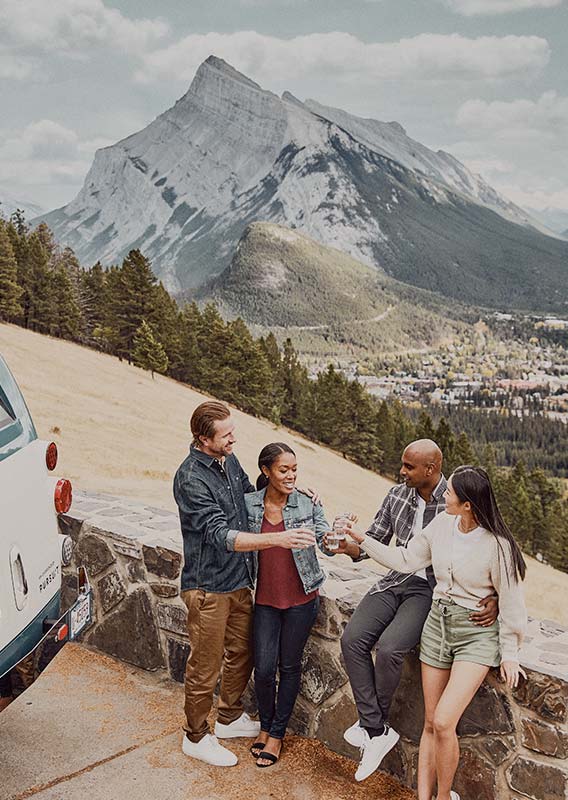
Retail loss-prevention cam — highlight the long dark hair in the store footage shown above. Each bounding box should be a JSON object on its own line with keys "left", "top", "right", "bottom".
{"left": 256, "top": 442, "right": 296, "bottom": 490}
{"left": 451, "top": 465, "right": 526, "bottom": 583}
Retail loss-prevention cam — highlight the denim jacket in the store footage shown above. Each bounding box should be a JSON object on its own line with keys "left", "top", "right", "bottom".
{"left": 245, "top": 488, "right": 333, "bottom": 595}
{"left": 174, "top": 445, "right": 256, "bottom": 592}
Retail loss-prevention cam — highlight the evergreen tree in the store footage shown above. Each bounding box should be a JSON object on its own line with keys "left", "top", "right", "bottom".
{"left": 132, "top": 320, "right": 169, "bottom": 378}
{"left": 415, "top": 410, "right": 436, "bottom": 440}
{"left": 0, "top": 223, "right": 23, "bottom": 321}
{"left": 109, "top": 250, "right": 158, "bottom": 361}
{"left": 176, "top": 302, "right": 202, "bottom": 385}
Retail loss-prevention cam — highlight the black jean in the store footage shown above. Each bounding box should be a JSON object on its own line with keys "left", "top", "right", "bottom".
{"left": 253, "top": 596, "right": 319, "bottom": 739}
{"left": 341, "top": 577, "right": 433, "bottom": 731}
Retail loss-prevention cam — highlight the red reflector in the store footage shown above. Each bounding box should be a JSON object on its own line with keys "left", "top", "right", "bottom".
{"left": 46, "top": 442, "right": 58, "bottom": 471}
{"left": 54, "top": 479, "right": 72, "bottom": 514}
{"left": 56, "top": 624, "right": 68, "bottom": 642}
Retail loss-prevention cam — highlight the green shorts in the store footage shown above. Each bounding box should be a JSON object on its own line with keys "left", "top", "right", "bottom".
{"left": 419, "top": 598, "right": 500, "bottom": 670}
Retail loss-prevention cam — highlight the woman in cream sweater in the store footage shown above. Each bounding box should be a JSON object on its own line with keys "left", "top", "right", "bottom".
{"left": 344, "top": 465, "right": 527, "bottom": 800}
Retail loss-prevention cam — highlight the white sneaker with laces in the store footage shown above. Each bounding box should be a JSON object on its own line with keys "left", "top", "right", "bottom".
{"left": 214, "top": 712, "right": 260, "bottom": 739}
{"left": 182, "top": 733, "right": 238, "bottom": 766}
{"left": 354, "top": 725, "right": 400, "bottom": 782}
{"left": 343, "top": 720, "right": 366, "bottom": 748}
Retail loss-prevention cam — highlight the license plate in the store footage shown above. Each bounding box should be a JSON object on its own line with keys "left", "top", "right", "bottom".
{"left": 69, "top": 592, "right": 92, "bottom": 639}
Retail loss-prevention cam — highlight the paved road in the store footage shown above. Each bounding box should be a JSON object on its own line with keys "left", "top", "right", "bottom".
{"left": 0, "top": 644, "right": 413, "bottom": 800}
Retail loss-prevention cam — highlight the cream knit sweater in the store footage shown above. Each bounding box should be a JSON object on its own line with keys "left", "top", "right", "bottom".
{"left": 360, "top": 511, "right": 527, "bottom": 662}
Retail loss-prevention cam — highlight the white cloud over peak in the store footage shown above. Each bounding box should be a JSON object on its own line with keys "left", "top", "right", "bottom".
{"left": 136, "top": 31, "right": 550, "bottom": 85}
{"left": 442, "top": 0, "right": 562, "bottom": 16}
{"left": 0, "top": 0, "right": 169, "bottom": 79}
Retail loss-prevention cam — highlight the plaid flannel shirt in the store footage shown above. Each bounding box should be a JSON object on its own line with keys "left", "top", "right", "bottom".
{"left": 366, "top": 476, "right": 447, "bottom": 594}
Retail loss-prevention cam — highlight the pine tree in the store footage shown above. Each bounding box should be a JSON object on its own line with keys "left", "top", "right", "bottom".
{"left": 132, "top": 320, "right": 169, "bottom": 378}
{"left": 415, "top": 410, "right": 436, "bottom": 440}
{"left": 0, "top": 223, "right": 23, "bottom": 322}
{"left": 109, "top": 250, "right": 158, "bottom": 361}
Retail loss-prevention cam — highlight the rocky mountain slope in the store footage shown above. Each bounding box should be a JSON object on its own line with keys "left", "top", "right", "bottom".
{"left": 199, "top": 221, "right": 467, "bottom": 359}
{"left": 39, "top": 56, "right": 568, "bottom": 311}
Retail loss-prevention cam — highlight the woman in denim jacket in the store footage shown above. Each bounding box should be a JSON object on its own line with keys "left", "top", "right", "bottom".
{"left": 244, "top": 442, "right": 333, "bottom": 768}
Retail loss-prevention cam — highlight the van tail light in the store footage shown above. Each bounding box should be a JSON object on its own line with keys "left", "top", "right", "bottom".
{"left": 46, "top": 442, "right": 58, "bottom": 471}
{"left": 54, "top": 479, "right": 72, "bottom": 514}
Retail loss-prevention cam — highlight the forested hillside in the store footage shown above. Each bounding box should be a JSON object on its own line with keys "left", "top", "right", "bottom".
{"left": 1, "top": 212, "right": 567, "bottom": 572}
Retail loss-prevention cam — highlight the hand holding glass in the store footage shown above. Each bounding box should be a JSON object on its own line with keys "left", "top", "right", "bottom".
{"left": 328, "top": 512, "right": 356, "bottom": 551}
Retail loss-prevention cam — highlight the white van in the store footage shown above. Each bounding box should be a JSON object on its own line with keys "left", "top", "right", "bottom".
{"left": 0, "top": 352, "right": 92, "bottom": 704}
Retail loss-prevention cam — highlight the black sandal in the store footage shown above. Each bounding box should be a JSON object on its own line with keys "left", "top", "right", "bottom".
{"left": 250, "top": 741, "right": 266, "bottom": 758}
{"left": 256, "top": 751, "right": 279, "bottom": 768}
{"left": 256, "top": 746, "right": 282, "bottom": 769}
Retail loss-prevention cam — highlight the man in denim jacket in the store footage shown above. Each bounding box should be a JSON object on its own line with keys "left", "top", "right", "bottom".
{"left": 173, "top": 401, "right": 315, "bottom": 767}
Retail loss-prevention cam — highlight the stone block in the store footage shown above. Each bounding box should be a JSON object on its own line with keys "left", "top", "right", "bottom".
{"left": 111, "top": 541, "right": 142, "bottom": 560}
{"left": 60, "top": 572, "right": 79, "bottom": 613}
{"left": 454, "top": 745, "right": 496, "bottom": 800}
{"left": 150, "top": 583, "right": 179, "bottom": 598}
{"left": 143, "top": 545, "right": 182, "bottom": 579}
{"left": 300, "top": 638, "right": 348, "bottom": 705}
{"left": 521, "top": 717, "right": 568, "bottom": 758}
{"left": 458, "top": 682, "right": 514, "bottom": 736}
{"left": 167, "top": 638, "right": 190, "bottom": 683}
{"left": 288, "top": 695, "right": 314, "bottom": 738}
{"left": 156, "top": 602, "right": 187, "bottom": 636}
{"left": 86, "top": 588, "right": 164, "bottom": 670}
{"left": 314, "top": 693, "right": 358, "bottom": 757}
{"left": 508, "top": 756, "right": 568, "bottom": 800}
{"left": 390, "top": 655, "right": 424, "bottom": 744}
{"left": 75, "top": 533, "right": 116, "bottom": 577}
{"left": 480, "top": 735, "right": 515, "bottom": 766}
{"left": 58, "top": 514, "right": 84, "bottom": 543}
{"left": 311, "top": 595, "right": 345, "bottom": 641}
{"left": 513, "top": 670, "right": 568, "bottom": 723}
{"left": 97, "top": 570, "right": 126, "bottom": 615}
{"left": 381, "top": 744, "right": 407, "bottom": 782}
{"left": 241, "top": 681, "right": 259, "bottom": 718}
{"left": 125, "top": 559, "right": 146, "bottom": 583}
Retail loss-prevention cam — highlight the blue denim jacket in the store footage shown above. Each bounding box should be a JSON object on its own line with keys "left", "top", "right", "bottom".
{"left": 174, "top": 445, "right": 256, "bottom": 592}
{"left": 245, "top": 488, "right": 333, "bottom": 595}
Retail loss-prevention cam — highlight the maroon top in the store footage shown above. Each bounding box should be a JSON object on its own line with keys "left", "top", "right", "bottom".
{"left": 255, "top": 516, "right": 318, "bottom": 609}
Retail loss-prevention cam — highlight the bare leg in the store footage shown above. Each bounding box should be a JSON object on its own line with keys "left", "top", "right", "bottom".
{"left": 417, "top": 664, "right": 451, "bottom": 800}
{"left": 433, "top": 661, "right": 489, "bottom": 800}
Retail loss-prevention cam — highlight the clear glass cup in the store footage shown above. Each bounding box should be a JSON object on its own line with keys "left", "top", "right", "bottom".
{"left": 328, "top": 512, "right": 355, "bottom": 551}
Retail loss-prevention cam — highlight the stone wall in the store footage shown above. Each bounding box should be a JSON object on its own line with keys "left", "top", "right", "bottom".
{"left": 60, "top": 491, "right": 568, "bottom": 800}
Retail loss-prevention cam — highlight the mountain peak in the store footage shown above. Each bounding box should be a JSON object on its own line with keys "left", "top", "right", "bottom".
{"left": 193, "top": 55, "right": 264, "bottom": 93}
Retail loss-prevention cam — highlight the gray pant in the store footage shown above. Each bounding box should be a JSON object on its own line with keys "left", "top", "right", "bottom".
{"left": 341, "top": 576, "right": 433, "bottom": 730}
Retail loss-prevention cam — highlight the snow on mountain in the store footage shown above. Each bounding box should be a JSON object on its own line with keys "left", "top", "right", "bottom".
{"left": 1, "top": 191, "right": 45, "bottom": 221}
{"left": 39, "top": 56, "right": 568, "bottom": 311}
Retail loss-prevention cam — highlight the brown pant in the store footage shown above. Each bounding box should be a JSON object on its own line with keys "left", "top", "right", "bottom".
{"left": 182, "top": 587, "right": 254, "bottom": 743}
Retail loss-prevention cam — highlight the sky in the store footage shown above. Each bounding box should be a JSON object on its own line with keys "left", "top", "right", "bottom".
{"left": 1, "top": 0, "right": 567, "bottom": 220}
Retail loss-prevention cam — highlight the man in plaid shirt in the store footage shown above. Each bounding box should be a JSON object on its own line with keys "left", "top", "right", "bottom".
{"left": 338, "top": 439, "right": 498, "bottom": 782}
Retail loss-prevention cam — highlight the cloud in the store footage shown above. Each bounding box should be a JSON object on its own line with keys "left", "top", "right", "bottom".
{"left": 0, "top": 119, "right": 112, "bottom": 190}
{"left": 452, "top": 91, "right": 568, "bottom": 211}
{"left": 441, "top": 0, "right": 562, "bottom": 15}
{"left": 0, "top": 0, "right": 169, "bottom": 79}
{"left": 136, "top": 31, "right": 550, "bottom": 85}
{"left": 456, "top": 91, "right": 568, "bottom": 141}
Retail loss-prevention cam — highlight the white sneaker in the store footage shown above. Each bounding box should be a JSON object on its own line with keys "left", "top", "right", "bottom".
{"left": 214, "top": 712, "right": 260, "bottom": 739}
{"left": 354, "top": 725, "right": 400, "bottom": 782}
{"left": 344, "top": 720, "right": 366, "bottom": 748}
{"left": 182, "top": 733, "right": 238, "bottom": 766}
{"left": 450, "top": 793, "right": 461, "bottom": 800}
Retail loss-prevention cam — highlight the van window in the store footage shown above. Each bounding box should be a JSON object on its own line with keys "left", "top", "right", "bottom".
{"left": 0, "top": 355, "right": 37, "bottom": 459}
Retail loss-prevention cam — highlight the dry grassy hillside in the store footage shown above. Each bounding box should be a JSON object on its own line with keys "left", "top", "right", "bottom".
{"left": 1, "top": 322, "right": 565, "bottom": 626}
